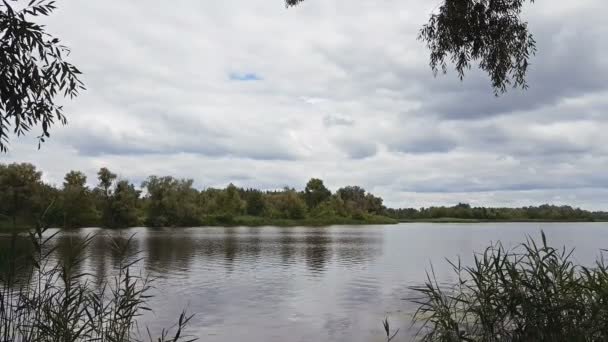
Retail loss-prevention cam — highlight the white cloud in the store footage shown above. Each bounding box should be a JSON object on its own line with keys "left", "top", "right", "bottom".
{"left": 4, "top": 0, "right": 608, "bottom": 210}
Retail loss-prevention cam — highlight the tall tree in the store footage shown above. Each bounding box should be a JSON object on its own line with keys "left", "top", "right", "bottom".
{"left": 142, "top": 176, "right": 200, "bottom": 227}
{"left": 337, "top": 186, "right": 367, "bottom": 210}
{"left": 285, "top": 0, "right": 536, "bottom": 94}
{"left": 0, "top": 163, "right": 43, "bottom": 227}
{"left": 97, "top": 168, "right": 117, "bottom": 198}
{"left": 245, "top": 190, "right": 265, "bottom": 216}
{"left": 304, "top": 178, "right": 331, "bottom": 210}
{"left": 218, "top": 184, "right": 244, "bottom": 216}
{"left": 0, "top": 0, "right": 84, "bottom": 152}
{"left": 109, "top": 180, "right": 141, "bottom": 228}
{"left": 96, "top": 167, "right": 117, "bottom": 227}
{"left": 61, "top": 171, "right": 96, "bottom": 228}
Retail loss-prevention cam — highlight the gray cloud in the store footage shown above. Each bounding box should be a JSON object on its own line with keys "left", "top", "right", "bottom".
{"left": 4, "top": 0, "right": 608, "bottom": 210}
{"left": 323, "top": 114, "right": 355, "bottom": 127}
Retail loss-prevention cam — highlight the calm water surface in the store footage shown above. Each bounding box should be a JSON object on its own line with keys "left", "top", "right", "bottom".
{"left": 3, "top": 223, "right": 608, "bottom": 341}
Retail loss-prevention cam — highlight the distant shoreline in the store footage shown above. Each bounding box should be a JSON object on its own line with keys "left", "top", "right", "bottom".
{"left": 397, "top": 218, "right": 608, "bottom": 223}
{"left": 5, "top": 218, "right": 608, "bottom": 232}
{"left": 0, "top": 215, "right": 399, "bottom": 231}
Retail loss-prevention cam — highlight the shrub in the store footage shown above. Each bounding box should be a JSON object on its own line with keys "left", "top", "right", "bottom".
{"left": 411, "top": 231, "right": 608, "bottom": 341}
{"left": 0, "top": 223, "right": 195, "bottom": 342}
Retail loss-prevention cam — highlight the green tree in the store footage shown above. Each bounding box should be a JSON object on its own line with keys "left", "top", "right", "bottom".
{"left": 96, "top": 167, "right": 117, "bottom": 227}
{"left": 310, "top": 194, "right": 348, "bottom": 218}
{"left": 198, "top": 188, "right": 221, "bottom": 215}
{"left": 97, "top": 168, "right": 117, "bottom": 198}
{"left": 286, "top": 0, "right": 536, "bottom": 94}
{"left": 109, "top": 180, "right": 141, "bottom": 228}
{"left": 142, "top": 176, "right": 200, "bottom": 227}
{"left": 245, "top": 190, "right": 265, "bottom": 216}
{"left": 337, "top": 186, "right": 367, "bottom": 212}
{"left": 365, "top": 193, "right": 385, "bottom": 215}
{"left": 0, "top": 163, "right": 44, "bottom": 227}
{"left": 216, "top": 184, "right": 244, "bottom": 217}
{"left": 0, "top": 0, "right": 84, "bottom": 152}
{"left": 304, "top": 178, "right": 331, "bottom": 210}
{"left": 266, "top": 190, "right": 307, "bottom": 220}
{"left": 61, "top": 171, "right": 97, "bottom": 228}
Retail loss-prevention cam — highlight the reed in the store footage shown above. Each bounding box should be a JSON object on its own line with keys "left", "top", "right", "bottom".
{"left": 411, "top": 231, "right": 608, "bottom": 341}
{"left": 0, "top": 215, "right": 195, "bottom": 342}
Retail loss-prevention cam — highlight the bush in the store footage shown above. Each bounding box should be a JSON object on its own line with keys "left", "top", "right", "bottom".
{"left": 0, "top": 224, "right": 195, "bottom": 342}
{"left": 411, "top": 231, "right": 608, "bottom": 341}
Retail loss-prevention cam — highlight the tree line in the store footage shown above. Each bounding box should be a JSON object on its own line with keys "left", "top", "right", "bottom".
{"left": 386, "top": 203, "right": 608, "bottom": 222}
{"left": 0, "top": 163, "right": 391, "bottom": 229}
{"left": 3, "top": 162, "right": 606, "bottom": 229}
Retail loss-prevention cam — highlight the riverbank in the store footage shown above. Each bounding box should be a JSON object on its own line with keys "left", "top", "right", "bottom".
{"left": 222, "top": 215, "right": 398, "bottom": 226}
{"left": 0, "top": 215, "right": 398, "bottom": 231}
{"left": 398, "top": 218, "right": 608, "bottom": 223}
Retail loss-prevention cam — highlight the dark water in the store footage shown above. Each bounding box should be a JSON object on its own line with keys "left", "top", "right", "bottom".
{"left": 2, "top": 223, "right": 608, "bottom": 341}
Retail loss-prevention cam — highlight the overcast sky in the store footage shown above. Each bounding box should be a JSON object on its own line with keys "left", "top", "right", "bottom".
{"left": 4, "top": 0, "right": 608, "bottom": 209}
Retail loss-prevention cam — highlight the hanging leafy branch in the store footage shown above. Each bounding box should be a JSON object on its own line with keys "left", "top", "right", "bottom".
{"left": 0, "top": 0, "right": 84, "bottom": 152}
{"left": 286, "top": 0, "right": 536, "bottom": 95}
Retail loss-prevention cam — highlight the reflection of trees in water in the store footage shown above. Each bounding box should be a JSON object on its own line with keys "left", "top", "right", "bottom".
{"left": 222, "top": 228, "right": 238, "bottom": 273}
{"left": 0, "top": 236, "right": 34, "bottom": 286}
{"left": 278, "top": 229, "right": 297, "bottom": 266}
{"left": 88, "top": 234, "right": 108, "bottom": 286}
{"left": 304, "top": 230, "right": 333, "bottom": 275}
{"left": 55, "top": 230, "right": 88, "bottom": 279}
{"left": 333, "top": 232, "right": 383, "bottom": 266}
{"left": 144, "top": 229, "right": 195, "bottom": 274}
{"left": 241, "top": 228, "right": 261, "bottom": 261}
{"left": 12, "top": 227, "right": 386, "bottom": 282}
{"left": 87, "top": 232, "right": 142, "bottom": 287}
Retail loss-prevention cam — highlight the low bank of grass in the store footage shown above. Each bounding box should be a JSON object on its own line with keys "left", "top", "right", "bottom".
{"left": 201, "top": 214, "right": 398, "bottom": 227}
{"left": 398, "top": 217, "right": 603, "bottom": 223}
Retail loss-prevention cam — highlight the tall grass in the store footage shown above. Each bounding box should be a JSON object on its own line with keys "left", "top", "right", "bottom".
{"left": 411, "top": 231, "right": 608, "bottom": 341}
{"left": 0, "top": 220, "right": 195, "bottom": 342}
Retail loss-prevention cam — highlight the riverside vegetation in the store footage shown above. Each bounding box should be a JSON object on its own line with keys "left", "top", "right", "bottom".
{"left": 411, "top": 231, "right": 608, "bottom": 341}
{"left": 0, "top": 163, "right": 395, "bottom": 230}
{"left": 3, "top": 162, "right": 608, "bottom": 230}
{"left": 0, "top": 224, "right": 195, "bottom": 342}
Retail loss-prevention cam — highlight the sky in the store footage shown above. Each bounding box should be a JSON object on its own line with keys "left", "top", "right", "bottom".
{"left": 3, "top": 0, "right": 608, "bottom": 210}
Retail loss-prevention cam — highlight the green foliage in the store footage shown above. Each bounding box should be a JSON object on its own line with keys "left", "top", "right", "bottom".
{"left": 287, "top": 0, "right": 536, "bottom": 94}
{"left": 61, "top": 171, "right": 97, "bottom": 228}
{"left": 109, "top": 180, "right": 141, "bottom": 228}
{"left": 96, "top": 167, "right": 116, "bottom": 197}
{"left": 2, "top": 162, "right": 606, "bottom": 229}
{"left": 0, "top": 225, "right": 195, "bottom": 341}
{"left": 0, "top": 162, "right": 396, "bottom": 228}
{"left": 411, "top": 232, "right": 608, "bottom": 341}
{"left": 337, "top": 186, "right": 386, "bottom": 216}
{"left": 142, "top": 176, "right": 200, "bottom": 227}
{"left": 419, "top": 0, "right": 536, "bottom": 94}
{"left": 96, "top": 167, "right": 118, "bottom": 227}
{"left": 388, "top": 203, "right": 607, "bottom": 222}
{"left": 265, "top": 190, "right": 307, "bottom": 219}
{"left": 0, "top": 163, "right": 44, "bottom": 227}
{"left": 219, "top": 183, "right": 245, "bottom": 216}
{"left": 0, "top": 0, "right": 84, "bottom": 152}
{"left": 245, "top": 190, "right": 265, "bottom": 216}
{"left": 304, "top": 178, "right": 331, "bottom": 210}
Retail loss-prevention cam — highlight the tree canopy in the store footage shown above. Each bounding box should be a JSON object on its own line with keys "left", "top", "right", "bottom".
{"left": 2, "top": 162, "right": 607, "bottom": 230}
{"left": 0, "top": 0, "right": 84, "bottom": 152}
{"left": 286, "top": 0, "right": 536, "bottom": 94}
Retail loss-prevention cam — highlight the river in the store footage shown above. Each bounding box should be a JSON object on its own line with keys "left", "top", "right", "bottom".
{"left": 2, "top": 223, "right": 608, "bottom": 341}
